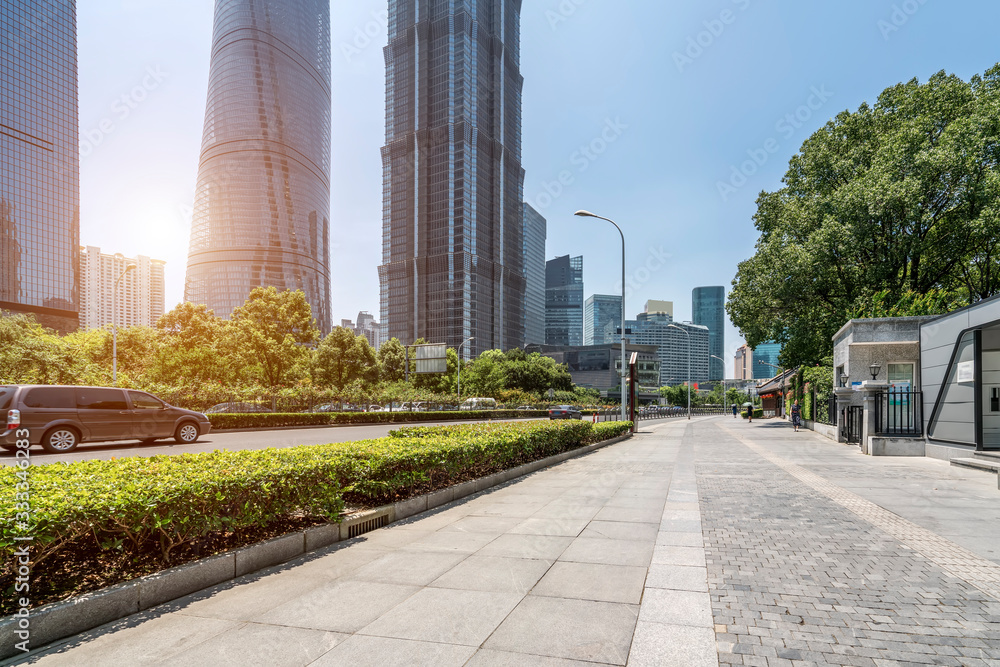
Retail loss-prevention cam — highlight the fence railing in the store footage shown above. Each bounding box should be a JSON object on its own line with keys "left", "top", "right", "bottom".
{"left": 874, "top": 390, "right": 923, "bottom": 437}
{"left": 813, "top": 395, "right": 837, "bottom": 426}
{"left": 845, "top": 405, "right": 863, "bottom": 443}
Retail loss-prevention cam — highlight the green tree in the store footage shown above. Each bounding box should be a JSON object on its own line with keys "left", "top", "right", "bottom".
{"left": 377, "top": 338, "right": 409, "bottom": 383}
{"left": 230, "top": 287, "right": 319, "bottom": 388}
{"left": 314, "top": 327, "right": 379, "bottom": 389}
{"left": 153, "top": 302, "right": 232, "bottom": 385}
{"left": 728, "top": 65, "right": 1000, "bottom": 367}
{"left": 0, "top": 314, "right": 71, "bottom": 384}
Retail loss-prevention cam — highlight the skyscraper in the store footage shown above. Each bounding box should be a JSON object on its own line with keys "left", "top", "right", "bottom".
{"left": 584, "top": 294, "right": 622, "bottom": 346}
{"left": 523, "top": 203, "right": 546, "bottom": 347}
{"left": 1, "top": 0, "right": 79, "bottom": 333}
{"left": 379, "top": 0, "right": 526, "bottom": 357}
{"left": 622, "top": 311, "right": 710, "bottom": 387}
{"left": 184, "top": 0, "right": 333, "bottom": 332}
{"left": 693, "top": 286, "right": 725, "bottom": 380}
{"left": 753, "top": 341, "right": 783, "bottom": 379}
{"left": 545, "top": 255, "right": 583, "bottom": 346}
{"left": 79, "top": 247, "right": 165, "bottom": 331}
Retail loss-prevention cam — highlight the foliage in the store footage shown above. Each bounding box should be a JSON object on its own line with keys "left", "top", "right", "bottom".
{"left": 314, "top": 327, "right": 379, "bottom": 389}
{"left": 230, "top": 287, "right": 320, "bottom": 388}
{"left": 728, "top": 65, "right": 1000, "bottom": 367}
{"left": 377, "top": 338, "right": 409, "bottom": 383}
{"left": 847, "top": 288, "right": 965, "bottom": 320}
{"left": 207, "top": 410, "right": 548, "bottom": 430}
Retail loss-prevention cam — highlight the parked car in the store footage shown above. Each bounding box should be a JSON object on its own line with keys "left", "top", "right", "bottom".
{"left": 548, "top": 405, "right": 583, "bottom": 420}
{"left": 367, "top": 405, "right": 384, "bottom": 412}
{"left": 460, "top": 397, "right": 498, "bottom": 410}
{"left": 1, "top": 385, "right": 212, "bottom": 453}
{"left": 205, "top": 402, "right": 273, "bottom": 414}
{"left": 516, "top": 405, "right": 535, "bottom": 411}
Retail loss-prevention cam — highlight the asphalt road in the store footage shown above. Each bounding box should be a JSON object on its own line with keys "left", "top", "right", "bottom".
{"left": 0, "top": 417, "right": 553, "bottom": 466}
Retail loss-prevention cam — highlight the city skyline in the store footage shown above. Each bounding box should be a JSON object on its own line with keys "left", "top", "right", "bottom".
{"left": 71, "top": 2, "right": 1000, "bottom": 366}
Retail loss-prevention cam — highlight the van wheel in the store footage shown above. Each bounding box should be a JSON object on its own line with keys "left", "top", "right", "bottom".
{"left": 175, "top": 422, "right": 200, "bottom": 444}
{"left": 42, "top": 427, "right": 80, "bottom": 453}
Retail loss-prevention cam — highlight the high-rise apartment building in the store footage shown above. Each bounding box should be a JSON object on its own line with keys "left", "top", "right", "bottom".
{"left": 693, "top": 286, "right": 725, "bottom": 380}
{"left": 0, "top": 0, "right": 79, "bottom": 333}
{"left": 184, "top": 0, "right": 333, "bottom": 332}
{"left": 379, "top": 0, "right": 526, "bottom": 357}
{"left": 734, "top": 344, "right": 752, "bottom": 380}
{"left": 523, "top": 203, "right": 546, "bottom": 347}
{"left": 545, "top": 255, "right": 583, "bottom": 346}
{"left": 79, "top": 246, "right": 165, "bottom": 330}
{"left": 622, "top": 311, "right": 709, "bottom": 387}
{"left": 584, "top": 294, "right": 622, "bottom": 346}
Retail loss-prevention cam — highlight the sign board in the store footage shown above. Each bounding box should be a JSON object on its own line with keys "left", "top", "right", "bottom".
{"left": 851, "top": 381, "right": 863, "bottom": 392}
{"left": 414, "top": 343, "right": 448, "bottom": 374}
{"left": 956, "top": 360, "right": 975, "bottom": 384}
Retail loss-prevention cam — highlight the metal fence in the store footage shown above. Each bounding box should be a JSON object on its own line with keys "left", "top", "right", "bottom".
{"left": 844, "top": 405, "right": 863, "bottom": 444}
{"left": 814, "top": 395, "right": 837, "bottom": 426}
{"left": 874, "top": 390, "right": 923, "bottom": 437}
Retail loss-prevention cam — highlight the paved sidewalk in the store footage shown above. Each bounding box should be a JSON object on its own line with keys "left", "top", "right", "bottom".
{"left": 9, "top": 418, "right": 1000, "bottom": 666}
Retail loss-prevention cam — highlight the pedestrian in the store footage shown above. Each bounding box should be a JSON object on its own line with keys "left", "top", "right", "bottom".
{"left": 791, "top": 400, "right": 801, "bottom": 432}
{"left": 732, "top": 403, "right": 738, "bottom": 418}
{"left": 747, "top": 405, "right": 752, "bottom": 423}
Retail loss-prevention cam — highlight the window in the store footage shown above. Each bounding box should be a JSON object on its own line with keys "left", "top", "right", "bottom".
{"left": 76, "top": 388, "right": 128, "bottom": 411}
{"left": 128, "top": 391, "right": 164, "bottom": 410}
{"left": 23, "top": 387, "right": 76, "bottom": 409}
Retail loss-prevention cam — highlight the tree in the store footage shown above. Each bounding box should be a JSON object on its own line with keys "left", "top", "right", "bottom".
{"left": 377, "top": 338, "right": 408, "bottom": 383}
{"left": 0, "top": 314, "right": 71, "bottom": 384}
{"left": 154, "top": 302, "right": 232, "bottom": 385}
{"left": 230, "top": 287, "right": 319, "bottom": 388}
{"left": 728, "top": 65, "right": 1000, "bottom": 367}
{"left": 314, "top": 327, "right": 378, "bottom": 389}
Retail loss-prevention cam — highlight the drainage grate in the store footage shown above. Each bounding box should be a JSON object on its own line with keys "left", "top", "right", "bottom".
{"left": 344, "top": 509, "right": 391, "bottom": 538}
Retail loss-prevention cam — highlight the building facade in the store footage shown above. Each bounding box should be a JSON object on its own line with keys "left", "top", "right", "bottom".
{"left": 184, "top": 0, "right": 333, "bottom": 332}
{"left": 622, "top": 312, "right": 709, "bottom": 386}
{"left": 0, "top": 0, "right": 79, "bottom": 333}
{"left": 526, "top": 343, "right": 660, "bottom": 392}
{"left": 584, "top": 294, "right": 622, "bottom": 346}
{"left": 752, "top": 341, "right": 783, "bottom": 379}
{"left": 79, "top": 247, "right": 165, "bottom": 330}
{"left": 734, "top": 344, "right": 752, "bottom": 380}
{"left": 545, "top": 255, "right": 583, "bottom": 346}
{"left": 693, "top": 286, "right": 725, "bottom": 380}
{"left": 379, "top": 0, "right": 526, "bottom": 357}
{"left": 342, "top": 310, "right": 384, "bottom": 350}
{"left": 523, "top": 203, "right": 546, "bottom": 347}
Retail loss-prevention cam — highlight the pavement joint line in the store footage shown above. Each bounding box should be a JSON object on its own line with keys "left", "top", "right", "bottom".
{"left": 716, "top": 421, "right": 1000, "bottom": 602}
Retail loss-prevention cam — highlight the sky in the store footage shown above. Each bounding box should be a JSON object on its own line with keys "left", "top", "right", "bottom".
{"left": 76, "top": 0, "right": 1000, "bottom": 374}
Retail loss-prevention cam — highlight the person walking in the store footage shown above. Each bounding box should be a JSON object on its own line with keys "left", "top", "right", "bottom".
{"left": 732, "top": 403, "right": 738, "bottom": 418}
{"left": 791, "top": 400, "right": 801, "bottom": 432}
{"left": 747, "top": 405, "right": 753, "bottom": 423}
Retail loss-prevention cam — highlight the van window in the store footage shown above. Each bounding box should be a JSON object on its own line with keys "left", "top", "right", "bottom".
{"left": 128, "top": 391, "right": 164, "bottom": 410}
{"left": 0, "top": 386, "right": 14, "bottom": 411}
{"left": 23, "top": 387, "right": 77, "bottom": 409}
{"left": 76, "top": 388, "right": 128, "bottom": 411}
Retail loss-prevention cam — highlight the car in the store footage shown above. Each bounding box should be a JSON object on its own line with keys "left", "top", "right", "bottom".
{"left": 367, "top": 405, "right": 384, "bottom": 412}
{"left": 0, "top": 385, "right": 212, "bottom": 454}
{"left": 516, "top": 405, "right": 535, "bottom": 411}
{"left": 548, "top": 405, "right": 583, "bottom": 420}
{"left": 205, "top": 402, "right": 273, "bottom": 414}
{"left": 460, "top": 397, "right": 498, "bottom": 410}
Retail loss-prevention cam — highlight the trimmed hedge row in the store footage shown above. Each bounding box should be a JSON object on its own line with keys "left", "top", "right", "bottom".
{"left": 207, "top": 409, "right": 549, "bottom": 430}
{"left": 741, "top": 409, "right": 764, "bottom": 419}
{"left": 0, "top": 420, "right": 632, "bottom": 579}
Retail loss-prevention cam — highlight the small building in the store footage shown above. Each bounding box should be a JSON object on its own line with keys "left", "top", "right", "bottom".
{"left": 525, "top": 343, "right": 660, "bottom": 392}
{"left": 832, "top": 316, "right": 933, "bottom": 403}
{"left": 756, "top": 368, "right": 796, "bottom": 417}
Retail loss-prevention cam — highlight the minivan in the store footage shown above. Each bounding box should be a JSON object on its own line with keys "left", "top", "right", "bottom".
{"left": 1, "top": 385, "right": 212, "bottom": 454}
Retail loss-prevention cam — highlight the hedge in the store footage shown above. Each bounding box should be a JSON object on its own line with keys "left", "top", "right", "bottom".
{"left": 741, "top": 409, "right": 764, "bottom": 419}
{"left": 207, "top": 409, "right": 549, "bottom": 430}
{"left": 0, "top": 420, "right": 632, "bottom": 585}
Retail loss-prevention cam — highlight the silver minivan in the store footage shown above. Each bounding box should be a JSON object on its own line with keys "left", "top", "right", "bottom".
{"left": 1, "top": 385, "right": 212, "bottom": 453}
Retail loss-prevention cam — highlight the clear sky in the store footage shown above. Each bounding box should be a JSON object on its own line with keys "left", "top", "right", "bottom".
{"left": 76, "top": 0, "right": 1000, "bottom": 374}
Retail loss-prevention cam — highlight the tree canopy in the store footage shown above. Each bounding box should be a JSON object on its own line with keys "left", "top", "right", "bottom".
{"left": 728, "top": 65, "right": 1000, "bottom": 366}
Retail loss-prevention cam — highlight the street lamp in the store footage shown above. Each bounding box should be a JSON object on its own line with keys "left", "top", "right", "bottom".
{"left": 840, "top": 372, "right": 849, "bottom": 388}
{"left": 457, "top": 337, "right": 474, "bottom": 402}
{"left": 666, "top": 323, "right": 691, "bottom": 420}
{"left": 869, "top": 362, "right": 882, "bottom": 381}
{"left": 710, "top": 354, "right": 727, "bottom": 414}
{"left": 112, "top": 261, "right": 137, "bottom": 385}
{"left": 575, "top": 210, "right": 627, "bottom": 422}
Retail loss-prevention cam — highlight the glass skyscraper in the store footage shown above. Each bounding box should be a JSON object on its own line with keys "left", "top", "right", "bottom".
{"left": 185, "top": 0, "right": 332, "bottom": 332}
{"left": 545, "top": 255, "right": 583, "bottom": 346}
{"left": 753, "top": 341, "right": 783, "bottom": 379}
{"left": 584, "top": 294, "right": 622, "bottom": 346}
{"left": 1, "top": 0, "right": 79, "bottom": 333}
{"left": 523, "top": 203, "right": 546, "bottom": 347}
{"left": 379, "top": 0, "right": 526, "bottom": 356}
{"left": 692, "top": 286, "right": 725, "bottom": 380}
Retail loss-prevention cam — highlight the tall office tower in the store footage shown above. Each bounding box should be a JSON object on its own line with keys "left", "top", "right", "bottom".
{"left": 0, "top": 1, "right": 79, "bottom": 333}
{"left": 693, "top": 286, "right": 725, "bottom": 380}
{"left": 78, "top": 246, "right": 165, "bottom": 330}
{"left": 379, "top": 0, "right": 526, "bottom": 357}
{"left": 752, "top": 341, "right": 783, "bottom": 379}
{"left": 584, "top": 294, "right": 622, "bottom": 346}
{"left": 184, "top": 0, "right": 333, "bottom": 332}
{"left": 623, "top": 312, "right": 709, "bottom": 386}
{"left": 523, "top": 203, "right": 546, "bottom": 347}
{"left": 734, "top": 343, "right": 752, "bottom": 380}
{"left": 545, "top": 255, "right": 583, "bottom": 346}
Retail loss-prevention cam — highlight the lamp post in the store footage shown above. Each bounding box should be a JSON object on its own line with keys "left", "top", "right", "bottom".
{"left": 575, "top": 210, "right": 627, "bottom": 422}
{"left": 868, "top": 362, "right": 882, "bottom": 381}
{"left": 456, "top": 337, "right": 474, "bottom": 402}
{"left": 112, "top": 261, "right": 137, "bottom": 385}
{"left": 666, "top": 323, "right": 691, "bottom": 420}
{"left": 710, "top": 354, "right": 727, "bottom": 414}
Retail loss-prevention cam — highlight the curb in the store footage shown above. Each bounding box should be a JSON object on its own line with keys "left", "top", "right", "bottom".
{"left": 0, "top": 431, "right": 632, "bottom": 662}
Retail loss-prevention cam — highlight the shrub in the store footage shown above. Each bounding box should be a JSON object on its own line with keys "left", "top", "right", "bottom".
{"left": 741, "top": 409, "right": 764, "bottom": 419}
{"left": 207, "top": 409, "right": 548, "bottom": 430}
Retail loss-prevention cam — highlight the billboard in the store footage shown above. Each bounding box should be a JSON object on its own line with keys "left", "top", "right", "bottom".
{"left": 415, "top": 343, "right": 448, "bottom": 374}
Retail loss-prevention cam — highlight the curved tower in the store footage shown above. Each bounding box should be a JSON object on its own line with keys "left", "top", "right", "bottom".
{"left": 185, "top": 0, "right": 332, "bottom": 331}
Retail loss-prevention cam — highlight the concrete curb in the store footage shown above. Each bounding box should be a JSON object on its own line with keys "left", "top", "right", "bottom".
{"left": 0, "top": 431, "right": 632, "bottom": 661}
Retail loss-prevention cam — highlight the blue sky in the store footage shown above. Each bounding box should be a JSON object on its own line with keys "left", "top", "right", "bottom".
{"left": 76, "top": 0, "right": 1000, "bottom": 371}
